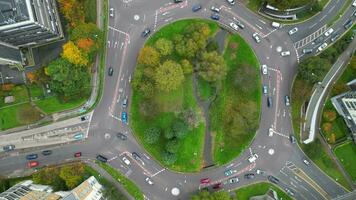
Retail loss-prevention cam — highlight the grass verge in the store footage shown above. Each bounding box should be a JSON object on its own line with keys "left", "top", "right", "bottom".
{"left": 211, "top": 33, "right": 261, "bottom": 165}
{"left": 235, "top": 182, "right": 292, "bottom": 200}
{"left": 97, "top": 162, "right": 144, "bottom": 200}
{"left": 35, "top": 96, "right": 87, "bottom": 114}
{"left": 334, "top": 141, "right": 356, "bottom": 182}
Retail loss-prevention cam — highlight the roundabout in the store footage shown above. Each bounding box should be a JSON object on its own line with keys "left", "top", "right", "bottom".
{"left": 0, "top": 0, "right": 354, "bottom": 199}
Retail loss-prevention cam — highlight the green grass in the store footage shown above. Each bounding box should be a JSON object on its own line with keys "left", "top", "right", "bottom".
{"left": 321, "top": 100, "right": 348, "bottom": 142}
{"left": 97, "top": 162, "right": 143, "bottom": 200}
{"left": 0, "top": 103, "right": 42, "bottom": 130}
{"left": 197, "top": 77, "right": 214, "bottom": 101}
{"left": 29, "top": 85, "right": 44, "bottom": 100}
{"left": 84, "top": 0, "right": 97, "bottom": 24}
{"left": 35, "top": 96, "right": 87, "bottom": 114}
{"left": 235, "top": 182, "right": 292, "bottom": 200}
{"left": 0, "top": 85, "right": 29, "bottom": 107}
{"left": 334, "top": 141, "right": 356, "bottom": 182}
{"left": 211, "top": 34, "right": 261, "bottom": 165}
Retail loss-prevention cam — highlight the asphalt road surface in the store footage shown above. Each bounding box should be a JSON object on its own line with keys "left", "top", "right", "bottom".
{"left": 1, "top": 0, "right": 355, "bottom": 199}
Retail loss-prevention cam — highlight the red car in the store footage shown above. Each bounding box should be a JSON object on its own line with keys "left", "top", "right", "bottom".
{"left": 212, "top": 183, "right": 223, "bottom": 190}
{"left": 27, "top": 161, "right": 39, "bottom": 168}
{"left": 74, "top": 152, "right": 82, "bottom": 157}
{"left": 200, "top": 178, "right": 211, "bottom": 184}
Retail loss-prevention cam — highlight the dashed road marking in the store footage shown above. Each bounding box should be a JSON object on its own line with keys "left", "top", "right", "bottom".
{"left": 294, "top": 25, "right": 327, "bottom": 49}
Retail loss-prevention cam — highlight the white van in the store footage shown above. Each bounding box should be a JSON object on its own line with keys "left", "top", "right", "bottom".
{"left": 271, "top": 22, "right": 281, "bottom": 28}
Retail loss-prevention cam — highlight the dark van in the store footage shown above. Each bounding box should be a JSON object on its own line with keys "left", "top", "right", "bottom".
{"left": 267, "top": 97, "right": 272, "bottom": 107}
{"left": 96, "top": 155, "right": 108, "bottom": 163}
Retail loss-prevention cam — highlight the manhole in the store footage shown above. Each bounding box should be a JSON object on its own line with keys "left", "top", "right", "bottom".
{"left": 171, "top": 187, "right": 180, "bottom": 196}
{"left": 268, "top": 148, "right": 275, "bottom": 155}
{"left": 134, "top": 15, "right": 140, "bottom": 21}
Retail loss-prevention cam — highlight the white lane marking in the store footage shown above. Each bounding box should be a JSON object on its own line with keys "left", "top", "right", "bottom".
{"left": 151, "top": 168, "right": 166, "bottom": 177}
{"left": 258, "top": 19, "right": 266, "bottom": 24}
{"left": 256, "top": 24, "right": 263, "bottom": 30}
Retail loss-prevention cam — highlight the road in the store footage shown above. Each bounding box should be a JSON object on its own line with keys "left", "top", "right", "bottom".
{"left": 0, "top": 0, "right": 355, "bottom": 199}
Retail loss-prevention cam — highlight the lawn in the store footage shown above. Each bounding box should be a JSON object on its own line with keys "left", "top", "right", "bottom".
{"left": 211, "top": 34, "right": 261, "bottom": 165}
{"left": 0, "top": 85, "right": 29, "bottom": 107}
{"left": 0, "top": 103, "right": 42, "bottom": 130}
{"left": 235, "top": 182, "right": 292, "bottom": 200}
{"left": 84, "top": 0, "right": 97, "bottom": 24}
{"left": 29, "top": 84, "right": 44, "bottom": 100}
{"left": 97, "top": 162, "right": 143, "bottom": 200}
{"left": 35, "top": 96, "right": 87, "bottom": 114}
{"left": 334, "top": 141, "right": 356, "bottom": 182}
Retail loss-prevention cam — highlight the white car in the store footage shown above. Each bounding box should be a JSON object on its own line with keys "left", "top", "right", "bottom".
{"left": 288, "top": 27, "right": 298, "bottom": 35}
{"left": 303, "top": 159, "right": 310, "bottom": 165}
{"left": 122, "top": 156, "right": 131, "bottom": 165}
{"left": 353, "top": 0, "right": 356, "bottom": 6}
{"left": 248, "top": 154, "right": 258, "bottom": 163}
{"left": 109, "top": 8, "right": 114, "bottom": 17}
{"left": 211, "top": 6, "right": 220, "bottom": 13}
{"left": 145, "top": 177, "right": 154, "bottom": 185}
{"left": 324, "top": 28, "right": 334, "bottom": 37}
{"left": 226, "top": 0, "right": 235, "bottom": 5}
{"left": 281, "top": 51, "right": 291, "bottom": 57}
{"left": 271, "top": 22, "right": 281, "bottom": 28}
{"left": 229, "top": 22, "right": 239, "bottom": 31}
{"left": 317, "top": 43, "right": 328, "bottom": 52}
{"left": 261, "top": 64, "right": 268, "bottom": 75}
{"left": 252, "top": 33, "right": 261, "bottom": 43}
{"left": 268, "top": 128, "right": 273, "bottom": 137}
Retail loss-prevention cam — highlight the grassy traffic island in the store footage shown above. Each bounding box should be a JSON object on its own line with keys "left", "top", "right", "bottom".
{"left": 130, "top": 19, "right": 260, "bottom": 172}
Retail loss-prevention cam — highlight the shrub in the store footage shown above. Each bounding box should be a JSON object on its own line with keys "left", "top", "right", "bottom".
{"left": 144, "top": 127, "right": 161, "bottom": 144}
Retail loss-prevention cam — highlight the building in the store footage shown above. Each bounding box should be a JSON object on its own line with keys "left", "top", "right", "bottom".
{"left": 0, "top": 176, "right": 104, "bottom": 200}
{"left": 0, "top": 0, "right": 63, "bottom": 70}
{"left": 331, "top": 79, "right": 356, "bottom": 142}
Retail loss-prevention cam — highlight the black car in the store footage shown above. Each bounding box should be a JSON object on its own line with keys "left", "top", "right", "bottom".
{"left": 174, "top": 0, "right": 183, "bottom": 3}
{"left": 192, "top": 4, "right": 202, "bottom": 12}
{"left": 313, "top": 36, "right": 324, "bottom": 46}
{"left": 117, "top": 132, "right": 127, "bottom": 140}
{"left": 267, "top": 97, "right": 272, "bottom": 107}
{"left": 26, "top": 154, "right": 38, "bottom": 160}
{"left": 268, "top": 175, "right": 279, "bottom": 184}
{"left": 132, "top": 152, "right": 145, "bottom": 165}
{"left": 42, "top": 150, "right": 52, "bottom": 156}
{"left": 344, "top": 19, "right": 353, "bottom": 29}
{"left": 244, "top": 173, "right": 255, "bottom": 179}
{"left": 289, "top": 135, "right": 296, "bottom": 144}
{"left": 141, "top": 28, "right": 151, "bottom": 37}
{"left": 108, "top": 67, "right": 113, "bottom": 76}
{"left": 96, "top": 155, "right": 108, "bottom": 163}
{"left": 3, "top": 144, "right": 15, "bottom": 152}
{"left": 211, "top": 13, "right": 220, "bottom": 21}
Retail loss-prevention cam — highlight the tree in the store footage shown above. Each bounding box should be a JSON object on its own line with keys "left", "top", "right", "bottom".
{"left": 62, "top": 41, "right": 89, "bottom": 66}
{"left": 172, "top": 120, "right": 189, "bottom": 139}
{"left": 138, "top": 46, "right": 160, "bottom": 67}
{"left": 155, "top": 38, "right": 173, "bottom": 56}
{"left": 164, "top": 127, "right": 175, "bottom": 139}
{"left": 58, "top": 0, "right": 85, "bottom": 27}
{"left": 298, "top": 57, "right": 330, "bottom": 84}
{"left": 180, "top": 59, "right": 193, "bottom": 74}
{"left": 59, "top": 164, "right": 85, "bottom": 189}
{"left": 144, "top": 127, "right": 161, "bottom": 144}
{"left": 154, "top": 60, "right": 184, "bottom": 92}
{"left": 198, "top": 51, "right": 227, "bottom": 82}
{"left": 165, "top": 138, "right": 180, "bottom": 153}
{"left": 180, "top": 108, "right": 199, "bottom": 128}
{"left": 161, "top": 151, "right": 177, "bottom": 165}
{"left": 191, "top": 190, "right": 232, "bottom": 200}
{"left": 46, "top": 58, "right": 91, "bottom": 99}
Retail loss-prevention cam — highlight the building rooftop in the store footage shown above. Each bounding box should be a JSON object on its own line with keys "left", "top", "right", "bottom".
{"left": 0, "top": 0, "right": 30, "bottom": 27}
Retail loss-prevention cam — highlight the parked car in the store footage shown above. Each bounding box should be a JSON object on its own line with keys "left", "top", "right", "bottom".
{"left": 285, "top": 95, "right": 290, "bottom": 106}
{"left": 109, "top": 8, "right": 114, "bottom": 17}
{"left": 267, "top": 96, "right": 273, "bottom": 107}
{"left": 317, "top": 43, "right": 328, "bottom": 52}
{"left": 261, "top": 64, "right": 268, "bottom": 75}
{"left": 192, "top": 4, "right": 202, "bottom": 12}
{"left": 288, "top": 27, "right": 298, "bottom": 35}
{"left": 228, "top": 177, "right": 239, "bottom": 184}
{"left": 224, "top": 169, "right": 236, "bottom": 176}
{"left": 3, "top": 145, "right": 15, "bottom": 152}
{"left": 248, "top": 154, "right": 258, "bottom": 163}
{"left": 132, "top": 152, "right": 145, "bottom": 165}
{"left": 256, "top": 169, "right": 266, "bottom": 175}
{"left": 263, "top": 85, "right": 268, "bottom": 94}
{"left": 324, "top": 28, "right": 334, "bottom": 37}
{"left": 200, "top": 178, "right": 211, "bottom": 184}
{"left": 121, "top": 112, "right": 128, "bottom": 123}
{"left": 244, "top": 173, "right": 255, "bottom": 179}
{"left": 141, "top": 28, "right": 151, "bottom": 37}
{"left": 26, "top": 154, "right": 38, "bottom": 160}
{"left": 233, "top": 18, "right": 245, "bottom": 29}
{"left": 226, "top": 0, "right": 235, "bottom": 5}
{"left": 211, "top": 13, "right": 220, "bottom": 20}
{"left": 268, "top": 175, "right": 279, "bottom": 184}
{"left": 96, "top": 155, "right": 108, "bottom": 162}
{"left": 74, "top": 152, "right": 82, "bottom": 157}
{"left": 108, "top": 67, "right": 113, "bottom": 76}
{"left": 117, "top": 132, "right": 127, "bottom": 140}
{"left": 281, "top": 51, "right": 291, "bottom": 57}
{"left": 42, "top": 150, "right": 52, "bottom": 156}
{"left": 27, "top": 161, "right": 39, "bottom": 168}
{"left": 145, "top": 177, "right": 154, "bottom": 185}
{"left": 271, "top": 22, "right": 281, "bottom": 28}
{"left": 252, "top": 33, "right": 261, "bottom": 43}
{"left": 122, "top": 156, "right": 131, "bottom": 165}
{"left": 289, "top": 135, "right": 296, "bottom": 144}
{"left": 302, "top": 48, "right": 313, "bottom": 54}
{"left": 229, "top": 22, "right": 239, "bottom": 31}
{"left": 303, "top": 159, "right": 310, "bottom": 165}
{"left": 210, "top": 6, "right": 220, "bottom": 13}
{"left": 212, "top": 183, "right": 223, "bottom": 190}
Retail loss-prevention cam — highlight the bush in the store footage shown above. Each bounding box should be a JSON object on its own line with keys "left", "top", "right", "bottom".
{"left": 172, "top": 120, "right": 189, "bottom": 139}
{"left": 161, "top": 151, "right": 177, "bottom": 165}
{"left": 144, "top": 127, "right": 161, "bottom": 144}
{"left": 165, "top": 138, "right": 181, "bottom": 153}
{"left": 164, "top": 128, "right": 175, "bottom": 139}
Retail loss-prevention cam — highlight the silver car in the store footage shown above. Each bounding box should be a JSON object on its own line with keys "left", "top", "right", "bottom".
{"left": 288, "top": 27, "right": 298, "bottom": 35}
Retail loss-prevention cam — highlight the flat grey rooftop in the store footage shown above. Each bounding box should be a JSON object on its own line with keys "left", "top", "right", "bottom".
{"left": 0, "top": 0, "right": 29, "bottom": 27}
{"left": 0, "top": 43, "right": 21, "bottom": 61}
